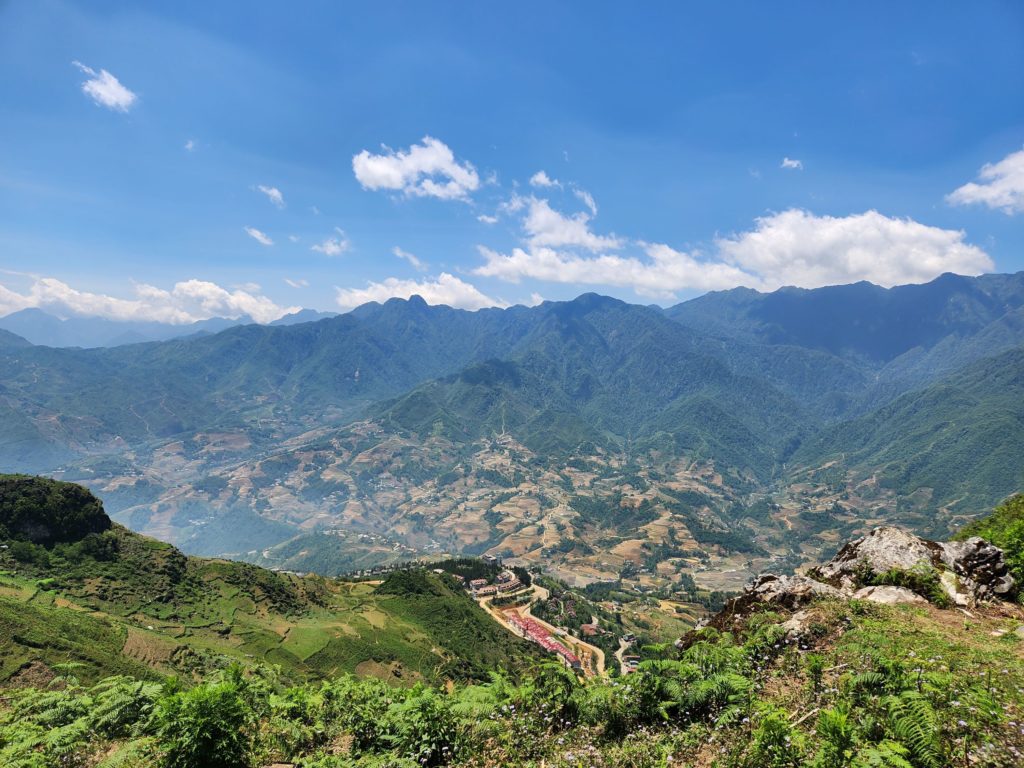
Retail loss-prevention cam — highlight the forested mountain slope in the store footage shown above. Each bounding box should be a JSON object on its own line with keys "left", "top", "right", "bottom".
{"left": 0, "top": 274, "right": 1023, "bottom": 582}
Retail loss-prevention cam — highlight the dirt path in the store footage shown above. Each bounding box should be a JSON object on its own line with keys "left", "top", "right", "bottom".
{"left": 614, "top": 637, "right": 633, "bottom": 675}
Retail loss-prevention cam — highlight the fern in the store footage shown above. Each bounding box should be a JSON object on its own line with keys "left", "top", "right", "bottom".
{"left": 851, "top": 740, "right": 915, "bottom": 768}
{"left": 884, "top": 692, "right": 941, "bottom": 768}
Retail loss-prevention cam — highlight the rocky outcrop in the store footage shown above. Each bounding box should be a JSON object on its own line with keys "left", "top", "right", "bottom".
{"left": 707, "top": 526, "right": 1015, "bottom": 632}
{"left": 809, "top": 526, "right": 1016, "bottom": 607}
{"left": 744, "top": 574, "right": 845, "bottom": 609}
{"left": 939, "top": 537, "right": 1016, "bottom": 601}
{"left": 814, "top": 527, "right": 942, "bottom": 589}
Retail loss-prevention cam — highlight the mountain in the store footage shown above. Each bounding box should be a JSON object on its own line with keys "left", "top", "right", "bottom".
{"left": 0, "top": 328, "right": 31, "bottom": 348}
{"left": 270, "top": 308, "right": 340, "bottom": 325}
{"left": 1, "top": 274, "right": 1024, "bottom": 587}
{"left": 0, "top": 307, "right": 253, "bottom": 348}
{"left": 668, "top": 271, "right": 1024, "bottom": 398}
{"left": 0, "top": 474, "right": 539, "bottom": 685}
{"left": 794, "top": 344, "right": 1024, "bottom": 529}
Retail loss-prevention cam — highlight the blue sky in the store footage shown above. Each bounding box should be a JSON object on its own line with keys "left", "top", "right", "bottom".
{"left": 1, "top": 0, "right": 1023, "bottom": 322}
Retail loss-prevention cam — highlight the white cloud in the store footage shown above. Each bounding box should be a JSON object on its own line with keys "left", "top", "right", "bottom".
{"left": 0, "top": 276, "right": 296, "bottom": 324}
{"left": 72, "top": 61, "right": 137, "bottom": 112}
{"left": 288, "top": 234, "right": 300, "bottom": 243}
{"left": 715, "top": 209, "right": 993, "bottom": 289}
{"left": 475, "top": 244, "right": 759, "bottom": 299}
{"left": 946, "top": 148, "right": 1024, "bottom": 215}
{"left": 335, "top": 273, "right": 505, "bottom": 311}
{"left": 477, "top": 214, "right": 499, "bottom": 225}
{"left": 529, "top": 170, "right": 560, "bottom": 188}
{"left": 256, "top": 185, "right": 285, "bottom": 209}
{"left": 352, "top": 136, "right": 480, "bottom": 200}
{"left": 474, "top": 191, "right": 991, "bottom": 299}
{"left": 393, "top": 246, "right": 426, "bottom": 271}
{"left": 311, "top": 228, "right": 350, "bottom": 256}
{"left": 573, "top": 188, "right": 598, "bottom": 215}
{"left": 780, "top": 157, "right": 803, "bottom": 170}
{"left": 185, "top": 139, "right": 196, "bottom": 152}
{"left": 522, "top": 196, "right": 622, "bottom": 251}
{"left": 244, "top": 227, "right": 273, "bottom": 246}
{"left": 285, "top": 278, "right": 309, "bottom": 288}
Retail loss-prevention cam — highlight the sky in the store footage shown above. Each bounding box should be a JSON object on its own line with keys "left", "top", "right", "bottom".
{"left": 1, "top": 0, "right": 1023, "bottom": 323}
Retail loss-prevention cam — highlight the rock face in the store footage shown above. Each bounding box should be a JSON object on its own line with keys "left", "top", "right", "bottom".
{"left": 939, "top": 537, "right": 1016, "bottom": 601}
{"left": 814, "top": 527, "right": 942, "bottom": 590}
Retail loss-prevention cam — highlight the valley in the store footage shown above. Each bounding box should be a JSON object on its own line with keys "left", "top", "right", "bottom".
{"left": 3, "top": 274, "right": 1023, "bottom": 596}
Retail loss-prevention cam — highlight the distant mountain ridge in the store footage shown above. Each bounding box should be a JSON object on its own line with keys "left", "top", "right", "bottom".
{"left": 0, "top": 306, "right": 340, "bottom": 348}
{"left": 0, "top": 272, "right": 1022, "bottom": 578}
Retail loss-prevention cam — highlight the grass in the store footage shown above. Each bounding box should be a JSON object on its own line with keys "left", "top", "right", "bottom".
{"left": 0, "top": 523, "right": 540, "bottom": 686}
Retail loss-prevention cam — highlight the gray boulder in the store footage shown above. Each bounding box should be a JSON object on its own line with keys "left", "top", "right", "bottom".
{"left": 815, "top": 527, "right": 941, "bottom": 590}
{"left": 852, "top": 585, "right": 927, "bottom": 605}
{"left": 939, "top": 537, "right": 1016, "bottom": 600}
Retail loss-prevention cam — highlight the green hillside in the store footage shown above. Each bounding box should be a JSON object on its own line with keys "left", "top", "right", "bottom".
{"left": 2, "top": 494, "right": 1023, "bottom": 767}
{"left": 796, "top": 345, "right": 1024, "bottom": 522}
{"left": 0, "top": 476, "right": 539, "bottom": 686}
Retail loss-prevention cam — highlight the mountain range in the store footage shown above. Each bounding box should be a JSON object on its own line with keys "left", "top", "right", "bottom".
{"left": 0, "top": 307, "right": 338, "bottom": 348}
{"left": 1, "top": 272, "right": 1022, "bottom": 588}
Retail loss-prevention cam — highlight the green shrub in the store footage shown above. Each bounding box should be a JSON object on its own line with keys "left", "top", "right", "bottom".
{"left": 154, "top": 681, "right": 252, "bottom": 768}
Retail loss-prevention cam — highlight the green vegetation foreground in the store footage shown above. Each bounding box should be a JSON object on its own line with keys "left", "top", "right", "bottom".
{"left": 3, "top": 592, "right": 1023, "bottom": 767}
{"left": 2, "top": 476, "right": 1024, "bottom": 765}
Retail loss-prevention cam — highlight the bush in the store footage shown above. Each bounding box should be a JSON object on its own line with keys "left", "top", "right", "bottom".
{"left": 155, "top": 681, "right": 252, "bottom": 768}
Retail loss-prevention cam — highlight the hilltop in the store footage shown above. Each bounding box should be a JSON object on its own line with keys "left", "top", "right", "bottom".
{"left": 0, "top": 475, "right": 540, "bottom": 686}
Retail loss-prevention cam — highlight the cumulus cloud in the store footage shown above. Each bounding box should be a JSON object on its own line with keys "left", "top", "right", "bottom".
{"left": 72, "top": 61, "right": 137, "bottom": 112}
{"left": 352, "top": 136, "right": 480, "bottom": 200}
{"left": 393, "top": 246, "right": 426, "bottom": 271}
{"left": 244, "top": 227, "right": 273, "bottom": 246}
{"left": 522, "top": 196, "right": 622, "bottom": 251}
{"left": 474, "top": 190, "right": 992, "bottom": 300}
{"left": 946, "top": 148, "right": 1024, "bottom": 215}
{"left": 529, "top": 170, "right": 560, "bottom": 188}
{"left": 475, "top": 244, "right": 759, "bottom": 299}
{"left": 0, "top": 277, "right": 296, "bottom": 324}
{"left": 256, "top": 185, "right": 285, "bottom": 208}
{"left": 780, "top": 157, "right": 803, "bottom": 170}
{"left": 715, "top": 209, "right": 993, "bottom": 289}
{"left": 477, "top": 214, "right": 499, "bottom": 225}
{"left": 185, "top": 139, "right": 196, "bottom": 152}
{"left": 311, "top": 228, "right": 350, "bottom": 256}
{"left": 335, "top": 273, "right": 504, "bottom": 311}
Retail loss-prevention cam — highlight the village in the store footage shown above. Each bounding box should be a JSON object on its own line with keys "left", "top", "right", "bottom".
{"left": 447, "top": 561, "right": 643, "bottom": 677}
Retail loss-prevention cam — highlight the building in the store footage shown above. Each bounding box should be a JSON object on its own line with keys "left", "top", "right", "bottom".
{"left": 469, "top": 578, "right": 489, "bottom": 590}
{"left": 475, "top": 585, "right": 498, "bottom": 596}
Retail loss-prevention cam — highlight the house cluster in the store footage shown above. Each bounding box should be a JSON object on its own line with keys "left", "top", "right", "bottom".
{"left": 468, "top": 569, "right": 523, "bottom": 597}
{"left": 506, "top": 613, "right": 582, "bottom": 671}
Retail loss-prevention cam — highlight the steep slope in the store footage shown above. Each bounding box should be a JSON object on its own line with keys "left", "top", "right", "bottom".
{"left": 0, "top": 475, "right": 539, "bottom": 685}
{"left": 377, "top": 294, "right": 808, "bottom": 480}
{"left": 794, "top": 344, "right": 1024, "bottom": 527}
{"left": 0, "top": 298, "right": 537, "bottom": 471}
